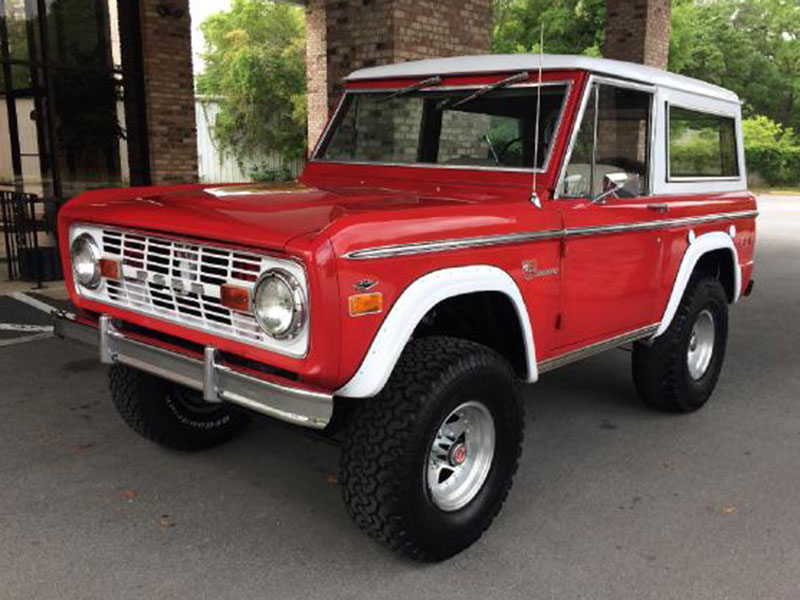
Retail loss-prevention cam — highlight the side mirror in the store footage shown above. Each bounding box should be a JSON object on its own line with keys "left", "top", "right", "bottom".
{"left": 590, "top": 173, "right": 641, "bottom": 204}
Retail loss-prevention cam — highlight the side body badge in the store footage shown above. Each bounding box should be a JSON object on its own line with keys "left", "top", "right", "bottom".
{"left": 522, "top": 259, "right": 559, "bottom": 280}
{"left": 353, "top": 279, "right": 378, "bottom": 292}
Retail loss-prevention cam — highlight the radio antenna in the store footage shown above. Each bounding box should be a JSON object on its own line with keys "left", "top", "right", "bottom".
{"left": 530, "top": 24, "right": 544, "bottom": 209}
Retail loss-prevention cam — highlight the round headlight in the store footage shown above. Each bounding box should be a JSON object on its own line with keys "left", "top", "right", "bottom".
{"left": 70, "top": 233, "right": 101, "bottom": 289}
{"left": 253, "top": 269, "right": 305, "bottom": 339}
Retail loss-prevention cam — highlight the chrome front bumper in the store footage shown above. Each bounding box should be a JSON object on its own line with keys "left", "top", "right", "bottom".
{"left": 53, "top": 312, "right": 333, "bottom": 430}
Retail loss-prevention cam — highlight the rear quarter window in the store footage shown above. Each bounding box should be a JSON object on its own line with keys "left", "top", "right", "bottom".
{"left": 668, "top": 106, "right": 739, "bottom": 179}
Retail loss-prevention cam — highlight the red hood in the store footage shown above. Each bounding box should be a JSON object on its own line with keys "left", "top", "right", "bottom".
{"left": 58, "top": 181, "right": 474, "bottom": 252}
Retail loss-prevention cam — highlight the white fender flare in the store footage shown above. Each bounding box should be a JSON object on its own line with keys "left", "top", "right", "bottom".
{"left": 336, "top": 265, "right": 537, "bottom": 398}
{"left": 654, "top": 230, "right": 741, "bottom": 338}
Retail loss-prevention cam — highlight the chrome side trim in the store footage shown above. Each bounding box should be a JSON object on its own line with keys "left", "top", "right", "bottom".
{"left": 53, "top": 312, "right": 333, "bottom": 430}
{"left": 343, "top": 210, "right": 758, "bottom": 260}
{"left": 564, "top": 210, "right": 759, "bottom": 238}
{"left": 344, "top": 229, "right": 564, "bottom": 260}
{"left": 538, "top": 324, "right": 659, "bottom": 374}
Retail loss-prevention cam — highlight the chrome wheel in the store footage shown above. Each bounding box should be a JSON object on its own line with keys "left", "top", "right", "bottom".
{"left": 426, "top": 400, "right": 495, "bottom": 512}
{"left": 687, "top": 309, "right": 715, "bottom": 380}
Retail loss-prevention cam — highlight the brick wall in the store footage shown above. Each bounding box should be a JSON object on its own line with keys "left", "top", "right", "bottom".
{"left": 603, "top": 0, "right": 670, "bottom": 69}
{"left": 139, "top": 0, "right": 199, "bottom": 184}
{"left": 439, "top": 111, "right": 491, "bottom": 163}
{"left": 305, "top": 0, "right": 492, "bottom": 151}
{"left": 393, "top": 0, "right": 491, "bottom": 62}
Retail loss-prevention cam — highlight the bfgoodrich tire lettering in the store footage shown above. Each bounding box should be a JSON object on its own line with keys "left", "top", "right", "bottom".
{"left": 632, "top": 275, "right": 729, "bottom": 412}
{"left": 340, "top": 336, "right": 524, "bottom": 561}
{"left": 109, "top": 364, "right": 250, "bottom": 450}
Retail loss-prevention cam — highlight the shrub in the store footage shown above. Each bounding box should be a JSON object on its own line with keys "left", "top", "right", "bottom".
{"left": 249, "top": 165, "right": 293, "bottom": 182}
{"left": 742, "top": 116, "right": 793, "bottom": 147}
{"left": 745, "top": 145, "right": 800, "bottom": 187}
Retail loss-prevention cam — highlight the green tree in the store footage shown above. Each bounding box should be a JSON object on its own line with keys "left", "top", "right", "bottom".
{"left": 669, "top": 0, "right": 800, "bottom": 133}
{"left": 492, "top": 0, "right": 606, "bottom": 55}
{"left": 743, "top": 115, "right": 797, "bottom": 147}
{"left": 196, "top": 0, "right": 306, "bottom": 168}
{"left": 492, "top": 0, "right": 800, "bottom": 141}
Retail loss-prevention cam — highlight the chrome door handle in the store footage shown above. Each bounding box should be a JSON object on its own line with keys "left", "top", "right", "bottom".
{"left": 647, "top": 203, "right": 669, "bottom": 214}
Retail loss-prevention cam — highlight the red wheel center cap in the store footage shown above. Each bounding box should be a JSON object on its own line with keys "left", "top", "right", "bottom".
{"left": 449, "top": 443, "right": 467, "bottom": 466}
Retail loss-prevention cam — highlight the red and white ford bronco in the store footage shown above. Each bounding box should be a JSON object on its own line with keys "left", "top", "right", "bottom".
{"left": 55, "top": 55, "right": 757, "bottom": 561}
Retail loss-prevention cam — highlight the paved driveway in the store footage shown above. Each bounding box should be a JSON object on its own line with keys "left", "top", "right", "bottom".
{"left": 1, "top": 196, "right": 798, "bottom": 599}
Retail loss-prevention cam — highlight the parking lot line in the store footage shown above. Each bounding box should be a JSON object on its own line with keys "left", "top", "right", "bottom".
{"left": 0, "top": 332, "right": 53, "bottom": 347}
{"left": 0, "top": 323, "right": 54, "bottom": 332}
{"left": 10, "top": 291, "right": 57, "bottom": 315}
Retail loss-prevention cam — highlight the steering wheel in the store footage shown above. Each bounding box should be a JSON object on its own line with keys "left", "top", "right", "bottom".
{"left": 496, "top": 136, "right": 524, "bottom": 161}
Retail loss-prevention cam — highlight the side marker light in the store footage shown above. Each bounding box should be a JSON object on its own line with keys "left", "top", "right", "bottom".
{"left": 348, "top": 292, "right": 383, "bottom": 317}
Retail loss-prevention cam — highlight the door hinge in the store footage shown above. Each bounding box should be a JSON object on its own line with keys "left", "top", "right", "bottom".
{"left": 555, "top": 313, "right": 563, "bottom": 330}
{"left": 559, "top": 236, "right": 567, "bottom": 258}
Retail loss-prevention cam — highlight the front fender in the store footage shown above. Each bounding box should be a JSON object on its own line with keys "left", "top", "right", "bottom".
{"left": 335, "top": 265, "right": 537, "bottom": 398}
{"left": 654, "top": 230, "right": 740, "bottom": 338}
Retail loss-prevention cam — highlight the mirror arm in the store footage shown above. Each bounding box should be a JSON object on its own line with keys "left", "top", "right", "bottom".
{"left": 589, "top": 184, "right": 621, "bottom": 205}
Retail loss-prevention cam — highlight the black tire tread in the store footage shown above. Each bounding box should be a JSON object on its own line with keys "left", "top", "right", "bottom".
{"left": 340, "top": 336, "right": 523, "bottom": 561}
{"left": 633, "top": 275, "right": 728, "bottom": 412}
{"left": 109, "top": 365, "right": 248, "bottom": 451}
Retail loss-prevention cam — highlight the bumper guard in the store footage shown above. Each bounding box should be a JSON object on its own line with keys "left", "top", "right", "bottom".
{"left": 53, "top": 312, "right": 333, "bottom": 430}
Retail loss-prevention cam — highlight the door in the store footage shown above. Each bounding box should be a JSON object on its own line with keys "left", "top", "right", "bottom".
{"left": 554, "top": 79, "right": 664, "bottom": 349}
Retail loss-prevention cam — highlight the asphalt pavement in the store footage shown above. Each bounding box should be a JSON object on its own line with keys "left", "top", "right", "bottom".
{"left": 1, "top": 195, "right": 798, "bottom": 599}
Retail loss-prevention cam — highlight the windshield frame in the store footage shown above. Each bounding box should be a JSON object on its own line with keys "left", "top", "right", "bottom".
{"left": 310, "top": 80, "right": 573, "bottom": 175}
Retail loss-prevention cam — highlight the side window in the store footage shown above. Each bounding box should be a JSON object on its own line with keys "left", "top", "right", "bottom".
{"left": 668, "top": 107, "right": 739, "bottom": 178}
{"left": 559, "top": 83, "right": 652, "bottom": 199}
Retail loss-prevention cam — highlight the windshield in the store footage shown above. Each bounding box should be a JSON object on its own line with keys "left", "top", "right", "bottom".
{"left": 315, "top": 84, "right": 568, "bottom": 170}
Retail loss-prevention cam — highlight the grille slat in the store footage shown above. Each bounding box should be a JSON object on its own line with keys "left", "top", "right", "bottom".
{"left": 93, "top": 227, "right": 290, "bottom": 350}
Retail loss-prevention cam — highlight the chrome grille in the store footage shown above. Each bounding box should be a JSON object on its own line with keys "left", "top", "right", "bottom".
{"left": 85, "top": 227, "right": 300, "bottom": 352}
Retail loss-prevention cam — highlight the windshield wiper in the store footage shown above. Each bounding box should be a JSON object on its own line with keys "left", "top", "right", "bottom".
{"left": 447, "top": 70, "right": 530, "bottom": 109}
{"left": 379, "top": 75, "right": 442, "bottom": 102}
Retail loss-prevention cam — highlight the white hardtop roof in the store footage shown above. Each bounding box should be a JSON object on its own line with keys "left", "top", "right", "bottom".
{"left": 346, "top": 54, "right": 740, "bottom": 104}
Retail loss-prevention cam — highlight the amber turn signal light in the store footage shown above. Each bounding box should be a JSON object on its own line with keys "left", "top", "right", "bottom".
{"left": 99, "top": 258, "right": 121, "bottom": 281}
{"left": 220, "top": 284, "right": 251, "bottom": 313}
{"left": 348, "top": 292, "right": 383, "bottom": 317}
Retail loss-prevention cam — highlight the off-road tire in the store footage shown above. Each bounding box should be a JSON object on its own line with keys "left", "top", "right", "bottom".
{"left": 632, "top": 275, "right": 729, "bottom": 412}
{"left": 109, "top": 364, "right": 250, "bottom": 450}
{"left": 340, "top": 336, "right": 524, "bottom": 562}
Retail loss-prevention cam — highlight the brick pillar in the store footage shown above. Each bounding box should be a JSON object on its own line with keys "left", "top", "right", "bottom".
{"left": 305, "top": 0, "right": 330, "bottom": 154}
{"left": 138, "top": 1, "right": 198, "bottom": 184}
{"left": 603, "top": 0, "right": 670, "bottom": 69}
{"left": 305, "top": 0, "right": 492, "bottom": 152}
